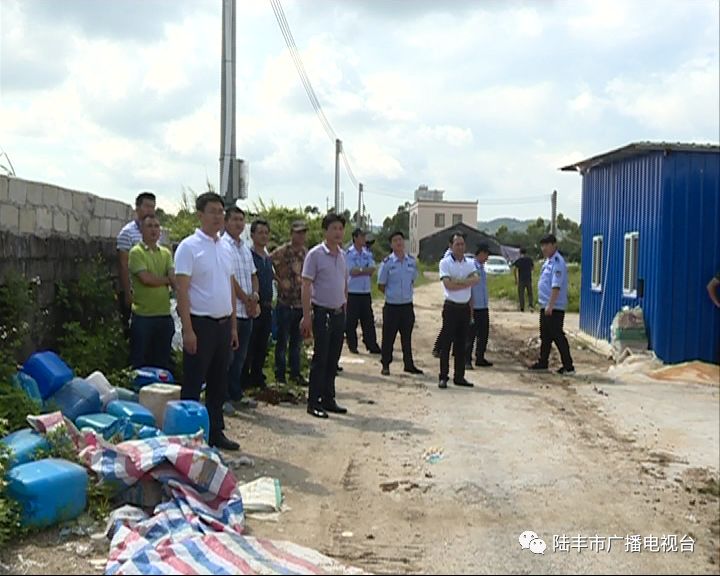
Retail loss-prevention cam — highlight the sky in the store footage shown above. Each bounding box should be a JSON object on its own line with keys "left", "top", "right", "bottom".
{"left": 1, "top": 0, "right": 718, "bottom": 226}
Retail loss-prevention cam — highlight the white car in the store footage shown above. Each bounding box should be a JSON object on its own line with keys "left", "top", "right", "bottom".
{"left": 485, "top": 255, "right": 511, "bottom": 275}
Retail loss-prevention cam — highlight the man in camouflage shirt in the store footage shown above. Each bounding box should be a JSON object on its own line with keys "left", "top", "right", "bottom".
{"left": 271, "top": 220, "right": 309, "bottom": 385}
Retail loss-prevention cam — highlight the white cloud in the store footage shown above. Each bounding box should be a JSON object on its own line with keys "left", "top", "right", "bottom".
{"left": 0, "top": 0, "right": 717, "bottom": 226}
{"left": 605, "top": 57, "right": 719, "bottom": 136}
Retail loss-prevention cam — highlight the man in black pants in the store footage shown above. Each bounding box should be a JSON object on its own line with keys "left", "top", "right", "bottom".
{"left": 512, "top": 247, "right": 535, "bottom": 312}
{"left": 465, "top": 243, "right": 493, "bottom": 368}
{"left": 345, "top": 228, "right": 381, "bottom": 354}
{"left": 175, "top": 192, "right": 240, "bottom": 451}
{"left": 432, "top": 234, "right": 458, "bottom": 358}
{"left": 301, "top": 213, "right": 349, "bottom": 419}
{"left": 378, "top": 231, "right": 423, "bottom": 377}
{"left": 243, "top": 219, "right": 274, "bottom": 389}
{"left": 529, "top": 234, "right": 575, "bottom": 374}
{"left": 437, "top": 233, "right": 479, "bottom": 388}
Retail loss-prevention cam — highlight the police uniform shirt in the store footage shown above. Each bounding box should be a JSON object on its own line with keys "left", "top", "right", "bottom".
{"left": 439, "top": 254, "right": 477, "bottom": 304}
{"left": 346, "top": 245, "right": 376, "bottom": 294}
{"left": 378, "top": 253, "right": 418, "bottom": 304}
{"left": 538, "top": 251, "right": 568, "bottom": 309}
{"left": 470, "top": 260, "right": 489, "bottom": 309}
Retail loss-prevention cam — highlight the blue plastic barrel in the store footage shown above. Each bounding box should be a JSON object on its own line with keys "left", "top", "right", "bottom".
{"left": 133, "top": 367, "right": 174, "bottom": 391}
{"left": 0, "top": 428, "right": 49, "bottom": 467}
{"left": 21, "top": 351, "right": 74, "bottom": 400}
{"left": 106, "top": 400, "right": 156, "bottom": 428}
{"left": 75, "top": 413, "right": 121, "bottom": 440}
{"left": 10, "top": 372, "right": 43, "bottom": 405}
{"left": 163, "top": 400, "right": 209, "bottom": 442}
{"left": 7, "top": 458, "right": 88, "bottom": 528}
{"left": 47, "top": 378, "right": 101, "bottom": 421}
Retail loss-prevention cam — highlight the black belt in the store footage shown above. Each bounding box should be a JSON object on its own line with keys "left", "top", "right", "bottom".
{"left": 444, "top": 300, "right": 470, "bottom": 307}
{"left": 313, "top": 304, "right": 344, "bottom": 315}
{"left": 191, "top": 314, "right": 231, "bottom": 324}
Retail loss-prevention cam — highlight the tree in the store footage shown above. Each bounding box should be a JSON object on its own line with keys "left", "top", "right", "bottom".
{"left": 375, "top": 202, "right": 410, "bottom": 254}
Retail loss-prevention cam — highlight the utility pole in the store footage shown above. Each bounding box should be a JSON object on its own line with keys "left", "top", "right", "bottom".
{"left": 357, "top": 182, "right": 363, "bottom": 228}
{"left": 551, "top": 189, "right": 557, "bottom": 236}
{"left": 334, "top": 139, "right": 342, "bottom": 212}
{"left": 220, "top": 0, "right": 236, "bottom": 203}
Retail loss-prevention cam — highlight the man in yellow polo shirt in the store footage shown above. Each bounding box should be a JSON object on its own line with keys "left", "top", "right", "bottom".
{"left": 128, "top": 214, "right": 176, "bottom": 370}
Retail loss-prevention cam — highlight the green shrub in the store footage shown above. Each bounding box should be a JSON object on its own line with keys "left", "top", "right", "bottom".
{"left": 0, "top": 419, "right": 23, "bottom": 549}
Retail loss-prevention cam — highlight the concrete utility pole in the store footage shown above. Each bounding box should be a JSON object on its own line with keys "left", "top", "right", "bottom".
{"left": 220, "top": 0, "right": 236, "bottom": 202}
{"left": 551, "top": 189, "right": 557, "bottom": 236}
{"left": 357, "top": 182, "right": 363, "bottom": 228}
{"left": 334, "top": 139, "right": 342, "bottom": 212}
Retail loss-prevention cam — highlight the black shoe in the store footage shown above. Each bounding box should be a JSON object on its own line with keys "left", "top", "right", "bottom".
{"left": 367, "top": 346, "right": 382, "bottom": 354}
{"left": 404, "top": 366, "right": 424, "bottom": 375}
{"left": 290, "top": 375, "right": 308, "bottom": 386}
{"left": 453, "top": 378, "right": 474, "bottom": 387}
{"left": 529, "top": 362, "right": 548, "bottom": 371}
{"left": 465, "top": 362, "right": 474, "bottom": 370}
{"left": 209, "top": 432, "right": 240, "bottom": 451}
{"left": 475, "top": 359, "right": 493, "bottom": 367}
{"left": 336, "top": 366, "right": 344, "bottom": 373}
{"left": 323, "top": 401, "right": 347, "bottom": 414}
{"left": 432, "top": 349, "right": 440, "bottom": 359}
{"left": 276, "top": 376, "right": 287, "bottom": 385}
{"left": 438, "top": 379, "right": 448, "bottom": 389}
{"left": 381, "top": 367, "right": 390, "bottom": 376}
{"left": 349, "top": 348, "right": 359, "bottom": 354}
{"left": 307, "top": 406, "right": 329, "bottom": 419}
{"left": 557, "top": 367, "right": 576, "bottom": 375}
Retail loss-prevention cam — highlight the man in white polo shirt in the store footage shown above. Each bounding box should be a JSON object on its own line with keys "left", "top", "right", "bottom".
{"left": 437, "top": 233, "right": 479, "bottom": 389}
{"left": 174, "top": 192, "right": 240, "bottom": 451}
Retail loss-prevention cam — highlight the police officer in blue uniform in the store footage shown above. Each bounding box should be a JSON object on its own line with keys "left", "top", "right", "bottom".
{"left": 530, "top": 234, "right": 575, "bottom": 374}
{"left": 345, "top": 228, "right": 382, "bottom": 354}
{"left": 378, "top": 231, "right": 423, "bottom": 376}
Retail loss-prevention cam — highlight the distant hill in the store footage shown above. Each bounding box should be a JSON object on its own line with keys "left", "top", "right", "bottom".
{"left": 477, "top": 218, "right": 547, "bottom": 234}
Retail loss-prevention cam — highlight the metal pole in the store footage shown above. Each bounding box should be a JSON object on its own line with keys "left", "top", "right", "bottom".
{"left": 220, "top": 0, "right": 236, "bottom": 202}
{"left": 334, "top": 139, "right": 341, "bottom": 212}
{"left": 551, "top": 189, "right": 557, "bottom": 236}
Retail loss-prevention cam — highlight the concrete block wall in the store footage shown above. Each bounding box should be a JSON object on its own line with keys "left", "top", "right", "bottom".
{"left": 0, "top": 175, "right": 134, "bottom": 239}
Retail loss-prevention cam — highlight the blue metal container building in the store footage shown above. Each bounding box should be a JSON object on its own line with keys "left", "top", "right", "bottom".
{"left": 561, "top": 142, "right": 720, "bottom": 364}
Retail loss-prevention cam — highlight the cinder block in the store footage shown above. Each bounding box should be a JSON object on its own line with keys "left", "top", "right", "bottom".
{"left": 19, "top": 208, "right": 37, "bottom": 234}
{"left": 0, "top": 176, "right": 10, "bottom": 201}
{"left": 36, "top": 208, "right": 53, "bottom": 231}
{"left": 53, "top": 212, "right": 68, "bottom": 233}
{"left": 100, "top": 218, "right": 112, "bottom": 237}
{"left": 43, "top": 186, "right": 58, "bottom": 206}
{"left": 72, "top": 192, "right": 89, "bottom": 213}
{"left": 58, "top": 189, "right": 73, "bottom": 211}
{"left": 9, "top": 179, "right": 27, "bottom": 204}
{"left": 94, "top": 198, "right": 106, "bottom": 218}
{"left": 111, "top": 219, "right": 123, "bottom": 237}
{"left": 26, "top": 182, "right": 43, "bottom": 205}
{"left": 88, "top": 218, "right": 101, "bottom": 237}
{"left": 68, "top": 215, "right": 81, "bottom": 236}
{"left": 0, "top": 204, "right": 19, "bottom": 229}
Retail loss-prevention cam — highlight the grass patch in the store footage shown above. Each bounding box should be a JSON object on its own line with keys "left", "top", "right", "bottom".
{"left": 485, "top": 263, "right": 580, "bottom": 313}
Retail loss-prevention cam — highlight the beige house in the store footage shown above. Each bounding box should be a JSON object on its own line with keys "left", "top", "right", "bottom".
{"left": 408, "top": 187, "right": 477, "bottom": 257}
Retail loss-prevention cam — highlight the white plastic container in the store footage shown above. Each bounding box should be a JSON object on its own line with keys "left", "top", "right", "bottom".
{"left": 85, "top": 371, "right": 119, "bottom": 409}
{"left": 139, "top": 383, "right": 182, "bottom": 428}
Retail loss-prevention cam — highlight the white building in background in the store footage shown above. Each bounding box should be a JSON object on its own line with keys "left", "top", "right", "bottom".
{"left": 408, "top": 186, "right": 478, "bottom": 257}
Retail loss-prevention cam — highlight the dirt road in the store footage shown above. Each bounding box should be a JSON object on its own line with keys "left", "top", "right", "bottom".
{"left": 2, "top": 281, "right": 719, "bottom": 574}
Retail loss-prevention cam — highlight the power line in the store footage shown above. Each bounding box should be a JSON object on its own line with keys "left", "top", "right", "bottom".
{"left": 269, "top": 0, "right": 336, "bottom": 143}
{"left": 269, "top": 0, "right": 364, "bottom": 193}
